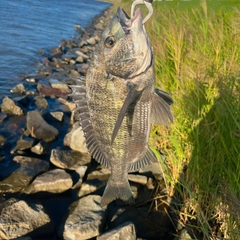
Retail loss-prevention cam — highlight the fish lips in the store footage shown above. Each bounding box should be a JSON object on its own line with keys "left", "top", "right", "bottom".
{"left": 117, "top": 7, "right": 143, "bottom": 33}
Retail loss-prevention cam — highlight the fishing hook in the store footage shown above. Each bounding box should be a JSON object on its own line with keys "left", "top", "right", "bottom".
{"left": 131, "top": 0, "right": 153, "bottom": 24}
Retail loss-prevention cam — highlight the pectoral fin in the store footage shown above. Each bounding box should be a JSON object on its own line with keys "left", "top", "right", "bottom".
{"left": 151, "top": 88, "right": 174, "bottom": 125}
{"left": 111, "top": 85, "right": 142, "bottom": 144}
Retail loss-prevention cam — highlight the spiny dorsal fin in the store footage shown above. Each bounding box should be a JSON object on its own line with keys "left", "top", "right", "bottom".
{"left": 151, "top": 88, "right": 174, "bottom": 126}
{"left": 70, "top": 79, "right": 111, "bottom": 169}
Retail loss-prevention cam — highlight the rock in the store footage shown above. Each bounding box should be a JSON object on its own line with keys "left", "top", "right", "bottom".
{"left": 58, "top": 98, "right": 76, "bottom": 111}
{"left": 0, "top": 135, "right": 6, "bottom": 148}
{"left": 174, "top": 228, "right": 193, "bottom": 240}
{"left": 107, "top": 204, "right": 173, "bottom": 239}
{"left": 70, "top": 59, "right": 76, "bottom": 65}
{"left": 37, "top": 83, "right": 71, "bottom": 97}
{"left": 10, "top": 83, "right": 25, "bottom": 94}
{"left": 87, "top": 167, "right": 111, "bottom": 182}
{"left": 87, "top": 37, "right": 97, "bottom": 45}
{"left": 76, "top": 63, "right": 89, "bottom": 74}
{"left": 0, "top": 112, "right": 7, "bottom": 122}
{"left": 75, "top": 51, "right": 89, "bottom": 60}
{"left": 72, "top": 165, "right": 88, "bottom": 189}
{"left": 49, "top": 79, "right": 70, "bottom": 90}
{"left": 50, "top": 148, "right": 91, "bottom": 170}
{"left": 95, "top": 22, "right": 104, "bottom": 30}
{"left": 139, "top": 161, "right": 164, "bottom": 180}
{"left": 75, "top": 56, "right": 84, "bottom": 63}
{"left": 26, "top": 110, "right": 59, "bottom": 142}
{"left": 97, "top": 222, "right": 136, "bottom": 240}
{"left": 1, "top": 96, "right": 24, "bottom": 115}
{"left": 0, "top": 198, "right": 54, "bottom": 239}
{"left": 24, "top": 169, "right": 73, "bottom": 194}
{"left": 50, "top": 111, "right": 64, "bottom": 121}
{"left": 0, "top": 156, "right": 49, "bottom": 193}
{"left": 78, "top": 179, "right": 106, "bottom": 197}
{"left": 26, "top": 77, "right": 36, "bottom": 83}
{"left": 43, "top": 111, "right": 64, "bottom": 123}
{"left": 128, "top": 174, "right": 148, "bottom": 185}
{"left": 63, "top": 195, "right": 107, "bottom": 240}
{"left": 34, "top": 96, "right": 49, "bottom": 109}
{"left": 31, "top": 140, "right": 50, "bottom": 155}
{"left": 64, "top": 122, "right": 89, "bottom": 153}
{"left": 10, "top": 137, "right": 36, "bottom": 154}
{"left": 69, "top": 69, "right": 80, "bottom": 80}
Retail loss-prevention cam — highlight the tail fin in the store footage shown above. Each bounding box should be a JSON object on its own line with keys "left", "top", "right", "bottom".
{"left": 101, "top": 179, "right": 134, "bottom": 207}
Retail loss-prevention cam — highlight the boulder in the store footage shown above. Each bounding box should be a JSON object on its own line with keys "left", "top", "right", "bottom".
{"left": 10, "top": 137, "right": 36, "bottom": 154}
{"left": 31, "top": 140, "right": 50, "bottom": 155}
{"left": 50, "top": 148, "right": 91, "bottom": 170}
{"left": 49, "top": 79, "right": 69, "bottom": 90}
{"left": 10, "top": 83, "right": 26, "bottom": 94}
{"left": 1, "top": 96, "right": 24, "bottom": 115}
{"left": 0, "top": 156, "right": 49, "bottom": 193}
{"left": 26, "top": 110, "right": 59, "bottom": 142}
{"left": 34, "top": 96, "right": 49, "bottom": 109}
{"left": 63, "top": 195, "right": 107, "bottom": 240}
{"left": 0, "top": 198, "right": 54, "bottom": 239}
{"left": 97, "top": 222, "right": 136, "bottom": 240}
{"left": 64, "top": 122, "right": 89, "bottom": 153}
{"left": 24, "top": 169, "right": 73, "bottom": 194}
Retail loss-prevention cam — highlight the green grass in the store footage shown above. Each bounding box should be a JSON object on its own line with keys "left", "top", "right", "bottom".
{"left": 115, "top": 0, "right": 240, "bottom": 239}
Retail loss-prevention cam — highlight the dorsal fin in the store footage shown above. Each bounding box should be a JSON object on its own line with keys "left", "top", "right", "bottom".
{"left": 70, "top": 79, "right": 111, "bottom": 168}
{"left": 151, "top": 88, "right": 174, "bottom": 126}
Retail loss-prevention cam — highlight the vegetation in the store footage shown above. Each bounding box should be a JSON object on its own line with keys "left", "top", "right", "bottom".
{"left": 114, "top": 0, "right": 240, "bottom": 239}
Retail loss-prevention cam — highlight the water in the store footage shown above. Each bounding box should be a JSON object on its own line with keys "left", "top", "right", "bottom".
{"left": 0, "top": 0, "right": 110, "bottom": 96}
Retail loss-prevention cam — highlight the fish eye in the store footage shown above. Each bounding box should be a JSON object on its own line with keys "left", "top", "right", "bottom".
{"left": 105, "top": 36, "right": 116, "bottom": 48}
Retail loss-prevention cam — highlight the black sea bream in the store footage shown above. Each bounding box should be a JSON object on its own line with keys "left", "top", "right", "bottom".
{"left": 72, "top": 7, "right": 173, "bottom": 206}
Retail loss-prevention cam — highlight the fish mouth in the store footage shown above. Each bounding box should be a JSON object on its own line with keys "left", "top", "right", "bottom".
{"left": 117, "top": 7, "right": 142, "bottom": 33}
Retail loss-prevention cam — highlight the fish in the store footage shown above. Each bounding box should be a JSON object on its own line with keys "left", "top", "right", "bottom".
{"left": 71, "top": 6, "right": 173, "bottom": 206}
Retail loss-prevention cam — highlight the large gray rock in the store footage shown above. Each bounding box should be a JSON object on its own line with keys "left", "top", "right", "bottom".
{"left": 49, "top": 79, "right": 69, "bottom": 90}
{"left": 0, "top": 156, "right": 49, "bottom": 193}
{"left": 63, "top": 195, "right": 107, "bottom": 240}
{"left": 97, "top": 222, "right": 136, "bottom": 240}
{"left": 10, "top": 137, "right": 36, "bottom": 154}
{"left": 10, "top": 83, "right": 26, "bottom": 94}
{"left": 0, "top": 198, "right": 54, "bottom": 239}
{"left": 1, "top": 96, "right": 24, "bottom": 115}
{"left": 24, "top": 169, "right": 73, "bottom": 194}
{"left": 64, "top": 122, "right": 89, "bottom": 153}
{"left": 87, "top": 167, "right": 111, "bottom": 182}
{"left": 128, "top": 174, "right": 148, "bottom": 185}
{"left": 78, "top": 179, "right": 106, "bottom": 197}
{"left": 34, "top": 96, "right": 49, "bottom": 109}
{"left": 50, "top": 148, "right": 91, "bottom": 170}
{"left": 26, "top": 110, "right": 59, "bottom": 142}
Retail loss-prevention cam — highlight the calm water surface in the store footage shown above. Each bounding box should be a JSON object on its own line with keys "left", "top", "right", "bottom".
{"left": 0, "top": 0, "right": 110, "bottom": 96}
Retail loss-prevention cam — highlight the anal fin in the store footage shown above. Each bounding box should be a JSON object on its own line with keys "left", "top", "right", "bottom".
{"left": 128, "top": 146, "right": 158, "bottom": 172}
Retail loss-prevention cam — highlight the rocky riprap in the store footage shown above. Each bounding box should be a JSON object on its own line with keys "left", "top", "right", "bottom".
{"left": 0, "top": 5, "right": 183, "bottom": 240}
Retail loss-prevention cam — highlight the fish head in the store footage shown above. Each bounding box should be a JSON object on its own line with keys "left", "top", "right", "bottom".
{"left": 98, "top": 7, "right": 152, "bottom": 79}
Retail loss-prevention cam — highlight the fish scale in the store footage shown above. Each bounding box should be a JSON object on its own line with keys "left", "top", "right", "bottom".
{"left": 71, "top": 6, "right": 174, "bottom": 206}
